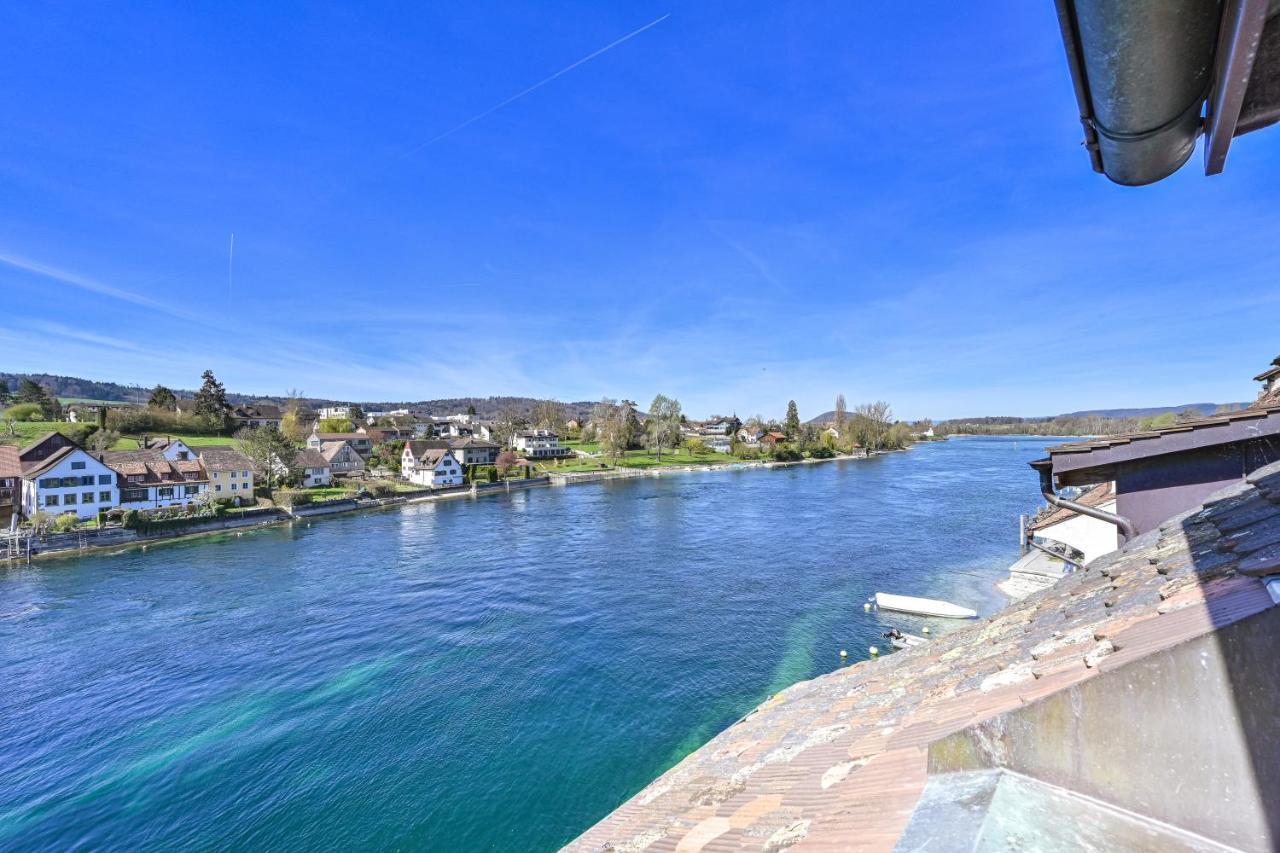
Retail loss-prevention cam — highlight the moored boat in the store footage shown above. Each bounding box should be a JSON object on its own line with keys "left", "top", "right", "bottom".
{"left": 874, "top": 592, "right": 977, "bottom": 619}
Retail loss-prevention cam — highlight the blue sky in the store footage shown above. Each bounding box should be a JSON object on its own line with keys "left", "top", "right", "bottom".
{"left": 2, "top": 2, "right": 1278, "bottom": 420}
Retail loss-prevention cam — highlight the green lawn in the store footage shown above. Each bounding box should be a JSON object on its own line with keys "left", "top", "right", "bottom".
{"left": 114, "top": 433, "right": 235, "bottom": 448}
{"left": 0, "top": 421, "right": 84, "bottom": 448}
{"left": 537, "top": 445, "right": 733, "bottom": 473}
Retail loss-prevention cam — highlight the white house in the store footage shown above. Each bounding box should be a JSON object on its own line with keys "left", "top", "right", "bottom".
{"left": 19, "top": 434, "right": 119, "bottom": 521}
{"left": 406, "top": 449, "right": 464, "bottom": 489}
{"left": 317, "top": 405, "right": 353, "bottom": 420}
{"left": 102, "top": 450, "right": 209, "bottom": 512}
{"left": 511, "top": 430, "right": 571, "bottom": 459}
{"left": 1026, "top": 482, "right": 1120, "bottom": 566}
{"left": 295, "top": 448, "right": 332, "bottom": 488}
{"left": 320, "top": 441, "right": 365, "bottom": 478}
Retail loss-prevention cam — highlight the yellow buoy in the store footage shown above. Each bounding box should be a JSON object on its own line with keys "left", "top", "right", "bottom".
{"left": 839, "top": 649, "right": 848, "bottom": 658}
{"left": 922, "top": 626, "right": 931, "bottom": 635}
{"left": 863, "top": 602, "right": 872, "bottom": 612}
{"left": 869, "top": 645, "right": 879, "bottom": 656}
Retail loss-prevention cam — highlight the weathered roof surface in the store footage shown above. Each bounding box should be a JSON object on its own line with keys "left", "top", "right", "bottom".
{"left": 296, "top": 448, "right": 329, "bottom": 469}
{"left": 1043, "top": 405, "right": 1280, "bottom": 475}
{"left": 319, "top": 441, "right": 363, "bottom": 464}
{"left": 100, "top": 450, "right": 207, "bottom": 484}
{"left": 197, "top": 447, "right": 254, "bottom": 473}
{"left": 566, "top": 462, "right": 1280, "bottom": 852}
{"left": 0, "top": 446, "right": 20, "bottom": 479}
{"left": 19, "top": 445, "right": 79, "bottom": 479}
{"left": 1027, "top": 482, "right": 1114, "bottom": 533}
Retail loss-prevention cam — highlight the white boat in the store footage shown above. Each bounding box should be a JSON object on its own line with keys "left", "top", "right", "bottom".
{"left": 885, "top": 631, "right": 928, "bottom": 650}
{"left": 874, "top": 592, "right": 977, "bottom": 619}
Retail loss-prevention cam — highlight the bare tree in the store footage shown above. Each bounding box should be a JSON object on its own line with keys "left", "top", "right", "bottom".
{"left": 834, "top": 393, "right": 847, "bottom": 432}
{"left": 646, "top": 394, "right": 682, "bottom": 461}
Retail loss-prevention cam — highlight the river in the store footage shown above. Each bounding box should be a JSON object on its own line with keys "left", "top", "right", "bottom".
{"left": 0, "top": 435, "right": 1061, "bottom": 851}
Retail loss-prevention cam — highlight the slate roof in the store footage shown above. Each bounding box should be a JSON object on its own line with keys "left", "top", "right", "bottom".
{"left": 566, "top": 462, "right": 1280, "bottom": 852}
{"left": 1027, "top": 482, "right": 1115, "bottom": 533}
{"left": 232, "top": 403, "right": 282, "bottom": 420}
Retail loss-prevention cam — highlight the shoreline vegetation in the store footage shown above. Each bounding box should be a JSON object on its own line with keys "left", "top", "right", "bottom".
{"left": 7, "top": 446, "right": 900, "bottom": 563}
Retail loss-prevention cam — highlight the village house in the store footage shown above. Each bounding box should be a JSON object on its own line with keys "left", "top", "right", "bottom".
{"left": 230, "top": 403, "right": 282, "bottom": 430}
{"left": 17, "top": 433, "right": 119, "bottom": 521}
{"left": 406, "top": 448, "right": 464, "bottom": 489}
{"left": 401, "top": 439, "right": 448, "bottom": 473}
{"left": 511, "top": 430, "right": 571, "bottom": 459}
{"left": 102, "top": 449, "right": 208, "bottom": 512}
{"left": 307, "top": 425, "right": 374, "bottom": 458}
{"left": 197, "top": 446, "right": 257, "bottom": 505}
{"left": 295, "top": 448, "right": 332, "bottom": 488}
{"left": 699, "top": 417, "right": 741, "bottom": 437}
{"left": 759, "top": 431, "right": 787, "bottom": 448}
{"left": 317, "top": 405, "right": 354, "bottom": 420}
{"left": 320, "top": 441, "right": 365, "bottom": 478}
{"left": 1031, "top": 355, "right": 1280, "bottom": 540}
{"left": 448, "top": 437, "right": 501, "bottom": 467}
{"left": 0, "top": 446, "right": 21, "bottom": 527}
{"left": 736, "top": 427, "right": 764, "bottom": 446}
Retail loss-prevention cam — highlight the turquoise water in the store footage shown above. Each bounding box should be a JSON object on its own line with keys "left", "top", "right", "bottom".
{"left": 0, "top": 436, "right": 1057, "bottom": 851}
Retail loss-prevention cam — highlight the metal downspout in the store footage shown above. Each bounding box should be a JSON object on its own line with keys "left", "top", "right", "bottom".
{"left": 1037, "top": 464, "right": 1137, "bottom": 544}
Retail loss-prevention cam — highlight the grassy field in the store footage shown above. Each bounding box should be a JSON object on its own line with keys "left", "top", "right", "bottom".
{"left": 0, "top": 421, "right": 83, "bottom": 448}
{"left": 57, "top": 397, "right": 139, "bottom": 407}
{"left": 537, "top": 443, "right": 733, "bottom": 473}
{"left": 113, "top": 434, "right": 234, "bottom": 449}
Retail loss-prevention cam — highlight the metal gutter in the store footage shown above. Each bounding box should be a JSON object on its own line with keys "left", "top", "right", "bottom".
{"left": 1204, "top": 0, "right": 1272, "bottom": 173}
{"left": 1031, "top": 459, "right": 1137, "bottom": 543}
{"left": 1053, "top": 0, "right": 1223, "bottom": 185}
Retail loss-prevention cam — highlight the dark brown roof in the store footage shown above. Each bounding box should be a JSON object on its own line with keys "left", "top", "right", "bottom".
{"left": 567, "top": 462, "right": 1280, "bottom": 851}
{"left": 312, "top": 432, "right": 370, "bottom": 442}
{"left": 1027, "top": 482, "right": 1115, "bottom": 533}
{"left": 1044, "top": 404, "right": 1280, "bottom": 458}
{"left": 19, "top": 445, "right": 80, "bottom": 479}
{"left": 406, "top": 440, "right": 450, "bottom": 455}
{"left": 319, "top": 441, "right": 364, "bottom": 464}
{"left": 232, "top": 403, "right": 282, "bottom": 420}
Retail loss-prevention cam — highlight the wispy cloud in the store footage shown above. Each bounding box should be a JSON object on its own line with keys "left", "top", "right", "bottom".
{"left": 0, "top": 250, "right": 202, "bottom": 322}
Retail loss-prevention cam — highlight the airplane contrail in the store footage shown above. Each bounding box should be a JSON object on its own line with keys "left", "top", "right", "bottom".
{"left": 408, "top": 13, "right": 670, "bottom": 153}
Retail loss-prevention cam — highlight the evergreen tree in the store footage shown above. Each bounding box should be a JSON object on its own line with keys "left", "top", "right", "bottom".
{"left": 785, "top": 400, "right": 801, "bottom": 439}
{"left": 193, "top": 370, "right": 230, "bottom": 425}
{"left": 148, "top": 385, "right": 177, "bottom": 409}
{"left": 15, "top": 379, "right": 45, "bottom": 405}
{"left": 0, "top": 382, "right": 9, "bottom": 408}
{"left": 466, "top": 404, "right": 477, "bottom": 416}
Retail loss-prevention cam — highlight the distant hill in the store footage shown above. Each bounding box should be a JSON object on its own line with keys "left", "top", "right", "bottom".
{"left": 1053, "top": 403, "right": 1248, "bottom": 419}
{"left": 806, "top": 402, "right": 1250, "bottom": 425}
{"left": 1, "top": 373, "right": 595, "bottom": 421}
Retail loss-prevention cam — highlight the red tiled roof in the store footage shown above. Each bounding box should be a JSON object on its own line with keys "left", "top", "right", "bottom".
{"left": 0, "top": 446, "right": 20, "bottom": 479}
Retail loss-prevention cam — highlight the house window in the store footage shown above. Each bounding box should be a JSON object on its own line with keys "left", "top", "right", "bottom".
{"left": 71, "top": 461, "right": 85, "bottom": 470}
{"left": 39, "top": 478, "right": 59, "bottom": 489}
{"left": 215, "top": 485, "right": 222, "bottom": 492}
{"left": 44, "top": 495, "right": 59, "bottom": 507}
{"left": 158, "top": 487, "right": 174, "bottom": 499}
{"left": 99, "top": 474, "right": 112, "bottom": 485}
{"left": 64, "top": 494, "right": 77, "bottom": 505}
{"left": 184, "top": 485, "right": 198, "bottom": 496}
{"left": 230, "top": 484, "right": 237, "bottom": 491}
{"left": 80, "top": 476, "right": 94, "bottom": 486}
{"left": 83, "top": 492, "right": 95, "bottom": 504}
{"left": 230, "top": 471, "right": 237, "bottom": 478}
{"left": 242, "top": 471, "right": 250, "bottom": 478}
{"left": 122, "top": 489, "right": 147, "bottom": 502}
{"left": 100, "top": 491, "right": 112, "bottom": 503}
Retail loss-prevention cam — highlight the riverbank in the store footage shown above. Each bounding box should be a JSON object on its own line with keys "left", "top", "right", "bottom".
{"left": 5, "top": 448, "right": 901, "bottom": 563}
{"left": 3, "top": 476, "right": 554, "bottom": 563}
{"left": 0, "top": 435, "right": 1044, "bottom": 851}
